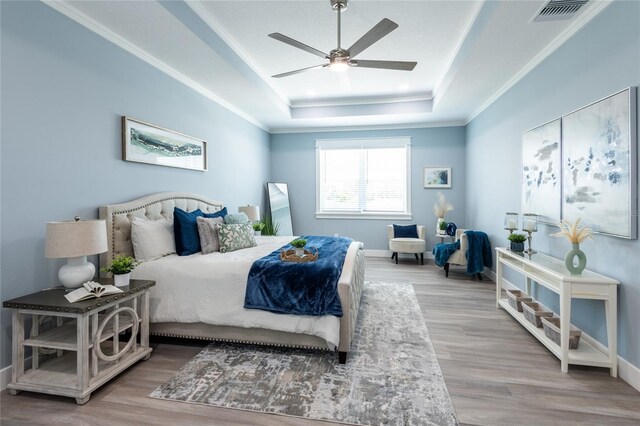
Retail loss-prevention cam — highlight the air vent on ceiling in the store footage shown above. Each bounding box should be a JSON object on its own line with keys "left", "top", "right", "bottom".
{"left": 533, "top": 0, "right": 589, "bottom": 22}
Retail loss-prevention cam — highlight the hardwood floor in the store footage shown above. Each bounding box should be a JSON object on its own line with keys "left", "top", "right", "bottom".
{"left": 1, "top": 257, "right": 638, "bottom": 425}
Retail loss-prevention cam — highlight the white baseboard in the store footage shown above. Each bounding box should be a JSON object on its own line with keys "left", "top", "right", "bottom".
{"left": 0, "top": 356, "right": 31, "bottom": 392}
{"left": 364, "top": 249, "right": 391, "bottom": 258}
{"left": 364, "top": 249, "right": 434, "bottom": 260}
{"left": 616, "top": 353, "right": 640, "bottom": 392}
{"left": 1, "top": 364, "right": 11, "bottom": 391}
{"left": 494, "top": 275, "right": 640, "bottom": 392}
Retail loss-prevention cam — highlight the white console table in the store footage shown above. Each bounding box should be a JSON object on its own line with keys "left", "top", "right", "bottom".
{"left": 495, "top": 248, "right": 619, "bottom": 376}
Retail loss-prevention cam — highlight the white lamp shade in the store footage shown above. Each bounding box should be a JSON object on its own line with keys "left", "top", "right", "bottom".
{"left": 45, "top": 219, "right": 108, "bottom": 258}
{"left": 238, "top": 205, "right": 260, "bottom": 222}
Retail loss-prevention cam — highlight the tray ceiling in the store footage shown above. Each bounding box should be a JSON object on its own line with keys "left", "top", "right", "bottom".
{"left": 52, "top": 0, "right": 610, "bottom": 132}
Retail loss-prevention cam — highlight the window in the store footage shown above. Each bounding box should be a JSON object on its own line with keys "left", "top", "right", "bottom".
{"left": 316, "top": 137, "right": 411, "bottom": 219}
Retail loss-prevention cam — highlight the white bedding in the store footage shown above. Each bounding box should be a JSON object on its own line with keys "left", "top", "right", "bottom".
{"left": 131, "top": 236, "right": 340, "bottom": 349}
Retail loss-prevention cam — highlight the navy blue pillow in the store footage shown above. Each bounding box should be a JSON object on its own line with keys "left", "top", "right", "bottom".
{"left": 203, "top": 207, "right": 227, "bottom": 219}
{"left": 393, "top": 224, "right": 419, "bottom": 238}
{"left": 446, "top": 222, "right": 457, "bottom": 236}
{"left": 173, "top": 208, "right": 204, "bottom": 256}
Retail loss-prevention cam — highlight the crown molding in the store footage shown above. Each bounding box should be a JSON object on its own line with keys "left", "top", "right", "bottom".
{"left": 42, "top": 0, "right": 269, "bottom": 132}
{"left": 269, "top": 120, "right": 466, "bottom": 134}
{"left": 184, "top": 1, "right": 291, "bottom": 108}
{"left": 465, "top": 0, "right": 613, "bottom": 124}
{"left": 432, "top": 0, "right": 486, "bottom": 106}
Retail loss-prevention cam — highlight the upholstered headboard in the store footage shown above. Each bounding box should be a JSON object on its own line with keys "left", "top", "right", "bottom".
{"left": 98, "top": 192, "right": 224, "bottom": 272}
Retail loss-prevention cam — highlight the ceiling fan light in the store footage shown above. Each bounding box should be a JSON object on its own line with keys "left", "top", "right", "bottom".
{"left": 329, "top": 62, "right": 349, "bottom": 72}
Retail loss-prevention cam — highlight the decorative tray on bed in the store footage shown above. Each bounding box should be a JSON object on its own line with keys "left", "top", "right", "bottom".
{"left": 280, "top": 248, "right": 318, "bottom": 263}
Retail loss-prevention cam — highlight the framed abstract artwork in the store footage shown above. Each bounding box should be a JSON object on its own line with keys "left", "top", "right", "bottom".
{"left": 424, "top": 167, "right": 451, "bottom": 188}
{"left": 522, "top": 118, "right": 562, "bottom": 224}
{"left": 122, "top": 116, "right": 207, "bottom": 171}
{"left": 561, "top": 87, "right": 637, "bottom": 239}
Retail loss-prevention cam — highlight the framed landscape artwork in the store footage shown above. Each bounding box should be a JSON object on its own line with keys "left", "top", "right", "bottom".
{"left": 522, "top": 118, "right": 561, "bottom": 224}
{"left": 424, "top": 167, "right": 451, "bottom": 188}
{"left": 561, "top": 87, "right": 637, "bottom": 239}
{"left": 122, "top": 116, "right": 207, "bottom": 171}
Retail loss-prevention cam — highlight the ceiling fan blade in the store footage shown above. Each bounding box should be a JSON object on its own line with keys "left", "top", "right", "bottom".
{"left": 347, "top": 18, "right": 398, "bottom": 58}
{"left": 350, "top": 59, "right": 417, "bottom": 71}
{"left": 272, "top": 64, "right": 327, "bottom": 78}
{"left": 268, "top": 33, "right": 328, "bottom": 59}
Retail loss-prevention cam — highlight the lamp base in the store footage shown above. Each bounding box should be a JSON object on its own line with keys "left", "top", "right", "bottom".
{"left": 59, "top": 256, "right": 95, "bottom": 288}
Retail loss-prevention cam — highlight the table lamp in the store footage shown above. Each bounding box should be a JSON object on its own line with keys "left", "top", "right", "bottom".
{"left": 45, "top": 217, "right": 108, "bottom": 288}
{"left": 238, "top": 205, "right": 260, "bottom": 223}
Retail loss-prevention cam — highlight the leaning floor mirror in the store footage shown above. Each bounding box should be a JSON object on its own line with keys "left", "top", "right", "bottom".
{"left": 267, "top": 182, "right": 293, "bottom": 236}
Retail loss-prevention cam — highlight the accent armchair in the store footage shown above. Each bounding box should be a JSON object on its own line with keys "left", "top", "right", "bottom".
{"left": 387, "top": 224, "right": 426, "bottom": 265}
{"left": 434, "top": 228, "right": 492, "bottom": 280}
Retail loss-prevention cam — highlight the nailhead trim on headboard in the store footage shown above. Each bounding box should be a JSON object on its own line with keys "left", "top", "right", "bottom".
{"left": 99, "top": 192, "right": 224, "bottom": 269}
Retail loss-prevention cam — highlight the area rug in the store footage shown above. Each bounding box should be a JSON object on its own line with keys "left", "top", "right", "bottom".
{"left": 149, "top": 282, "right": 458, "bottom": 425}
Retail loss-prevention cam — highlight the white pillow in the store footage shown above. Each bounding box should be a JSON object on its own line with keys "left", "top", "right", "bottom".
{"left": 130, "top": 216, "right": 176, "bottom": 261}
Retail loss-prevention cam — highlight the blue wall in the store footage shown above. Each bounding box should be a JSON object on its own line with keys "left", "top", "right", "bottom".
{"left": 466, "top": 1, "right": 640, "bottom": 367}
{"left": 0, "top": 2, "right": 270, "bottom": 369}
{"left": 270, "top": 127, "right": 466, "bottom": 251}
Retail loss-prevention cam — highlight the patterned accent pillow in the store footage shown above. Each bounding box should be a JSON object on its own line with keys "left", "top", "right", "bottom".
{"left": 196, "top": 216, "right": 224, "bottom": 254}
{"left": 217, "top": 223, "right": 257, "bottom": 253}
{"left": 223, "top": 212, "right": 250, "bottom": 225}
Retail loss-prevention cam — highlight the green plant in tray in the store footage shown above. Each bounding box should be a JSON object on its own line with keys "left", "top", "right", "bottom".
{"left": 252, "top": 221, "right": 265, "bottom": 231}
{"left": 290, "top": 238, "right": 307, "bottom": 248}
{"left": 100, "top": 255, "right": 139, "bottom": 275}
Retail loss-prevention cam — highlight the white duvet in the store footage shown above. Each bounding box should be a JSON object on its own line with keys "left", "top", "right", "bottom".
{"left": 131, "top": 236, "right": 340, "bottom": 348}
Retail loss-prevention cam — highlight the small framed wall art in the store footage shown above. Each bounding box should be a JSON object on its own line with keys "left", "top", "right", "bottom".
{"left": 122, "top": 116, "right": 207, "bottom": 171}
{"left": 424, "top": 167, "right": 451, "bottom": 188}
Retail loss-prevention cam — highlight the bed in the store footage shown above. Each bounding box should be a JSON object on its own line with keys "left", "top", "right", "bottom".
{"left": 99, "top": 192, "right": 365, "bottom": 363}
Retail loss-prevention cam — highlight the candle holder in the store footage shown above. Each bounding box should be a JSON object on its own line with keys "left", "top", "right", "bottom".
{"left": 521, "top": 213, "right": 538, "bottom": 254}
{"left": 504, "top": 212, "right": 519, "bottom": 235}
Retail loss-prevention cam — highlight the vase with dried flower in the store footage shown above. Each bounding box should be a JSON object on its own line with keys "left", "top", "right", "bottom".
{"left": 551, "top": 218, "right": 593, "bottom": 275}
{"left": 433, "top": 192, "right": 453, "bottom": 235}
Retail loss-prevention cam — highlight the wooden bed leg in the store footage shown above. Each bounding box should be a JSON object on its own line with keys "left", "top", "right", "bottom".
{"left": 444, "top": 263, "right": 450, "bottom": 277}
{"left": 338, "top": 351, "right": 347, "bottom": 364}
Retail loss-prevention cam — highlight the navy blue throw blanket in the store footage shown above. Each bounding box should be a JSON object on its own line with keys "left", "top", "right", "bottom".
{"left": 244, "top": 236, "right": 353, "bottom": 317}
{"left": 433, "top": 241, "right": 460, "bottom": 267}
{"left": 464, "top": 231, "right": 492, "bottom": 274}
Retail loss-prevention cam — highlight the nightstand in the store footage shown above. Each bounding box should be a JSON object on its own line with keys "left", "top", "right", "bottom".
{"left": 3, "top": 279, "right": 155, "bottom": 404}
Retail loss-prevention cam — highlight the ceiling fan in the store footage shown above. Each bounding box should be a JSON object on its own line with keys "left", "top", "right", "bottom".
{"left": 268, "top": 0, "right": 417, "bottom": 78}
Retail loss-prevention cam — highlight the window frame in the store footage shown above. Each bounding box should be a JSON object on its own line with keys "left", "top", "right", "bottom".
{"left": 315, "top": 137, "right": 412, "bottom": 220}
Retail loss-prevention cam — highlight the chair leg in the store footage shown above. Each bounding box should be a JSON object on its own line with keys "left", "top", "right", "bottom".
{"left": 395, "top": 252, "right": 398, "bottom": 264}
{"left": 414, "top": 254, "right": 420, "bottom": 262}
{"left": 420, "top": 253, "right": 424, "bottom": 265}
{"left": 391, "top": 252, "right": 396, "bottom": 260}
{"left": 444, "top": 263, "right": 450, "bottom": 277}
{"left": 476, "top": 273, "right": 483, "bottom": 281}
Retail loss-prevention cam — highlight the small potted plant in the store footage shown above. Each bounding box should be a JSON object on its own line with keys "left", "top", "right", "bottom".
{"left": 290, "top": 238, "right": 307, "bottom": 256}
{"left": 252, "top": 221, "right": 265, "bottom": 236}
{"left": 508, "top": 233, "right": 527, "bottom": 253}
{"left": 438, "top": 220, "right": 447, "bottom": 235}
{"left": 100, "top": 255, "right": 139, "bottom": 287}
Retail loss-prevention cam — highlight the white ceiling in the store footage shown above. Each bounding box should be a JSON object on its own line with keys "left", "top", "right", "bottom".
{"left": 52, "top": 0, "right": 610, "bottom": 132}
